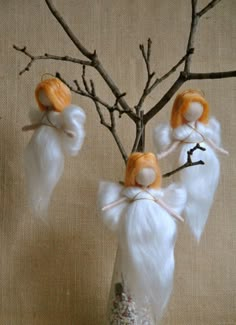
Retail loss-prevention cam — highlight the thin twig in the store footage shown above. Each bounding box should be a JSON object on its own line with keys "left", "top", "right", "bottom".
{"left": 163, "top": 160, "right": 204, "bottom": 178}
{"left": 44, "top": 0, "right": 136, "bottom": 120}
{"left": 144, "top": 0, "right": 230, "bottom": 124}
{"left": 198, "top": 0, "right": 222, "bottom": 18}
{"left": 184, "top": 0, "right": 222, "bottom": 71}
{"left": 91, "top": 85, "right": 128, "bottom": 163}
{"left": 184, "top": 0, "right": 199, "bottom": 73}
{"left": 148, "top": 48, "right": 194, "bottom": 92}
{"left": 163, "top": 143, "right": 206, "bottom": 178}
{"left": 144, "top": 75, "right": 185, "bottom": 124}
{"left": 136, "top": 39, "right": 155, "bottom": 112}
{"left": 93, "top": 99, "right": 110, "bottom": 129}
{"left": 81, "top": 65, "right": 91, "bottom": 94}
{"left": 131, "top": 111, "right": 145, "bottom": 153}
{"left": 140, "top": 39, "right": 152, "bottom": 76}
{"left": 56, "top": 72, "right": 111, "bottom": 110}
{"left": 45, "top": 0, "right": 94, "bottom": 59}
{"left": 15, "top": 0, "right": 235, "bottom": 161}
{"left": 58, "top": 69, "right": 128, "bottom": 163}
{"left": 135, "top": 44, "right": 194, "bottom": 116}
{"left": 57, "top": 72, "right": 130, "bottom": 124}
{"left": 112, "top": 93, "right": 127, "bottom": 117}
{"left": 186, "top": 71, "right": 236, "bottom": 79}
{"left": 13, "top": 45, "right": 91, "bottom": 75}
{"left": 131, "top": 125, "right": 144, "bottom": 153}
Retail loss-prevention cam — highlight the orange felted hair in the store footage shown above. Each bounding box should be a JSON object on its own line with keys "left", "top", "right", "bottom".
{"left": 124, "top": 152, "right": 162, "bottom": 189}
{"left": 35, "top": 78, "right": 71, "bottom": 112}
{"left": 170, "top": 89, "right": 209, "bottom": 128}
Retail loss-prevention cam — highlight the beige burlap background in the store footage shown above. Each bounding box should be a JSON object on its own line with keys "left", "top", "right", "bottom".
{"left": 0, "top": 0, "right": 235, "bottom": 324}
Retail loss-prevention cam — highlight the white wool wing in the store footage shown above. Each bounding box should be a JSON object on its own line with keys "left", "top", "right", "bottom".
{"left": 60, "top": 105, "right": 86, "bottom": 156}
{"left": 162, "top": 122, "right": 222, "bottom": 241}
{"left": 205, "top": 117, "right": 221, "bottom": 146}
{"left": 98, "top": 181, "right": 127, "bottom": 232}
{"left": 119, "top": 187, "right": 177, "bottom": 322}
{"left": 178, "top": 142, "right": 220, "bottom": 241}
{"left": 24, "top": 126, "right": 64, "bottom": 216}
{"left": 162, "top": 183, "right": 187, "bottom": 215}
{"left": 153, "top": 123, "right": 172, "bottom": 153}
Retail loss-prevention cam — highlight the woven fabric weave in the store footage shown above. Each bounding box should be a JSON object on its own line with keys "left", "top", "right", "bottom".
{"left": 0, "top": 0, "right": 235, "bottom": 324}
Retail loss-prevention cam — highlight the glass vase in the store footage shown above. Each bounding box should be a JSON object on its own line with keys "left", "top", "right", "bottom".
{"left": 107, "top": 247, "right": 156, "bottom": 325}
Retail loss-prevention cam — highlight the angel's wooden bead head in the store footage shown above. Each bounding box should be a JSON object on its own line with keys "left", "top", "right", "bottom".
{"left": 35, "top": 78, "right": 71, "bottom": 112}
{"left": 171, "top": 89, "right": 209, "bottom": 128}
{"left": 124, "top": 152, "right": 162, "bottom": 189}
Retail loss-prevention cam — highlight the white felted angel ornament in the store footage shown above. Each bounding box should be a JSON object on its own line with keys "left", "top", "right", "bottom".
{"left": 23, "top": 78, "right": 85, "bottom": 216}
{"left": 98, "top": 152, "right": 186, "bottom": 323}
{"left": 153, "top": 89, "right": 228, "bottom": 241}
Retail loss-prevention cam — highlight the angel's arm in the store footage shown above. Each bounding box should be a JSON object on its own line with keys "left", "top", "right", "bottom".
{"left": 157, "top": 141, "right": 180, "bottom": 160}
{"left": 205, "top": 138, "right": 229, "bottom": 155}
{"left": 22, "top": 122, "right": 76, "bottom": 138}
{"left": 102, "top": 197, "right": 128, "bottom": 211}
{"left": 160, "top": 183, "right": 187, "bottom": 221}
{"left": 155, "top": 197, "right": 184, "bottom": 222}
{"left": 98, "top": 181, "right": 127, "bottom": 232}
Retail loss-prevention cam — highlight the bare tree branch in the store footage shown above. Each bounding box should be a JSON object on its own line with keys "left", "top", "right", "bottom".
{"left": 45, "top": 0, "right": 94, "bottom": 59}
{"left": 163, "top": 143, "right": 205, "bottom": 178}
{"left": 81, "top": 66, "right": 91, "bottom": 94}
{"left": 91, "top": 84, "right": 128, "bottom": 163}
{"left": 112, "top": 93, "right": 127, "bottom": 118}
{"left": 135, "top": 39, "right": 155, "bottom": 112}
{"left": 184, "top": 0, "right": 199, "bottom": 73}
{"left": 88, "top": 76, "right": 128, "bottom": 162}
{"left": 186, "top": 71, "right": 236, "bottom": 79}
{"left": 57, "top": 71, "right": 128, "bottom": 163}
{"left": 13, "top": 45, "right": 91, "bottom": 75}
{"left": 148, "top": 48, "right": 194, "bottom": 92}
{"left": 197, "top": 0, "right": 222, "bottom": 18}
{"left": 56, "top": 72, "right": 128, "bottom": 120}
{"left": 144, "top": 0, "right": 231, "bottom": 125}
{"left": 131, "top": 125, "right": 144, "bottom": 153}
{"left": 56, "top": 72, "right": 111, "bottom": 111}
{"left": 140, "top": 38, "right": 153, "bottom": 77}
{"left": 144, "top": 75, "right": 185, "bottom": 124}
{"left": 15, "top": 0, "right": 235, "bottom": 160}
{"left": 135, "top": 42, "right": 193, "bottom": 112}
{"left": 44, "top": 0, "right": 136, "bottom": 121}
{"left": 184, "top": 0, "right": 223, "bottom": 72}
{"left": 131, "top": 111, "right": 145, "bottom": 153}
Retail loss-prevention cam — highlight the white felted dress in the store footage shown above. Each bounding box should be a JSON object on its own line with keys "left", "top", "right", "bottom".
{"left": 98, "top": 181, "right": 186, "bottom": 323}
{"left": 154, "top": 117, "right": 221, "bottom": 241}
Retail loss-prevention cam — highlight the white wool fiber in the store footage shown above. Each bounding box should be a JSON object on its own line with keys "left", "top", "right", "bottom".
{"left": 97, "top": 181, "right": 127, "bottom": 232}
{"left": 153, "top": 119, "right": 221, "bottom": 241}
{"left": 153, "top": 123, "right": 172, "bottom": 153}
{"left": 98, "top": 182, "right": 186, "bottom": 322}
{"left": 24, "top": 106, "right": 85, "bottom": 216}
{"left": 24, "top": 124, "right": 64, "bottom": 216}
{"left": 60, "top": 105, "right": 86, "bottom": 156}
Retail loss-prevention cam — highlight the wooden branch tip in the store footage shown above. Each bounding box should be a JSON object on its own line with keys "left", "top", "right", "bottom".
{"left": 163, "top": 143, "right": 206, "bottom": 178}
{"left": 198, "top": 0, "right": 222, "bottom": 18}
{"left": 22, "top": 124, "right": 40, "bottom": 132}
{"left": 13, "top": 44, "right": 26, "bottom": 52}
{"left": 64, "top": 129, "right": 76, "bottom": 138}
{"left": 22, "top": 120, "right": 75, "bottom": 138}
{"left": 73, "top": 79, "right": 81, "bottom": 91}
